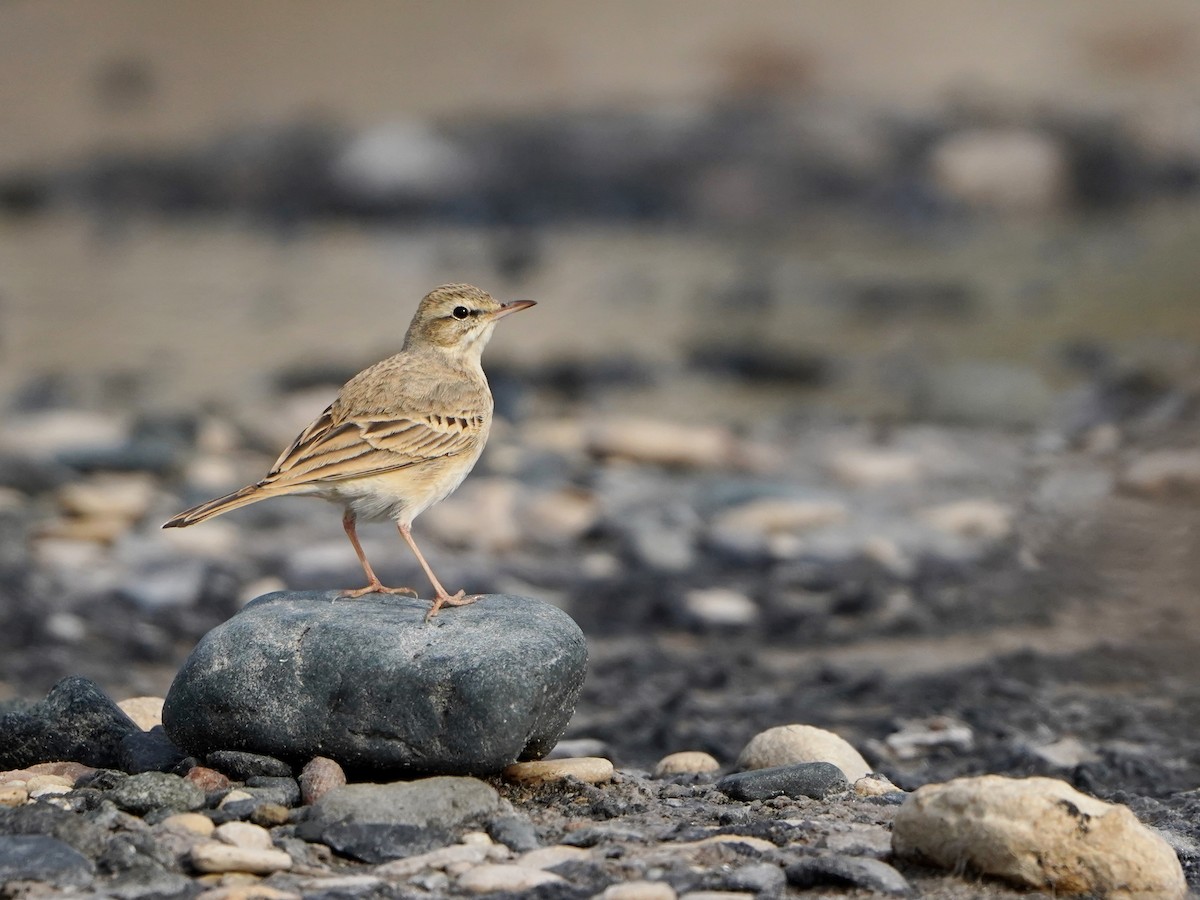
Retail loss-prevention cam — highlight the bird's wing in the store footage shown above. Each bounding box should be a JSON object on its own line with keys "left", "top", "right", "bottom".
{"left": 261, "top": 404, "right": 485, "bottom": 488}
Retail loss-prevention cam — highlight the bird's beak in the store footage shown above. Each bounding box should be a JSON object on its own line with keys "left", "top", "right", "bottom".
{"left": 491, "top": 299, "right": 537, "bottom": 320}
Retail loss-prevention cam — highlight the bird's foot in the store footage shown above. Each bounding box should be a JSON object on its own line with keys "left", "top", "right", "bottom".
{"left": 340, "top": 581, "right": 419, "bottom": 599}
{"left": 425, "top": 590, "right": 484, "bottom": 621}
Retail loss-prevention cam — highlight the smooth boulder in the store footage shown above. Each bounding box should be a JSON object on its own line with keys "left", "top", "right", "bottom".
{"left": 163, "top": 592, "right": 587, "bottom": 775}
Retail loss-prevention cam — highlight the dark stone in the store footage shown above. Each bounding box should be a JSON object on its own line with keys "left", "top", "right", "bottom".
{"left": 206, "top": 749, "right": 293, "bottom": 780}
{"left": 0, "top": 676, "right": 140, "bottom": 770}
{"left": 786, "top": 854, "right": 912, "bottom": 895}
{"left": 717, "top": 862, "right": 788, "bottom": 894}
{"left": 119, "top": 726, "right": 187, "bottom": 774}
{"left": 321, "top": 822, "right": 449, "bottom": 864}
{"left": 106, "top": 771, "right": 205, "bottom": 815}
{"left": 163, "top": 592, "right": 588, "bottom": 775}
{"left": 0, "top": 834, "right": 94, "bottom": 887}
{"left": 297, "top": 776, "right": 499, "bottom": 849}
{"left": 487, "top": 813, "right": 541, "bottom": 852}
{"left": 0, "top": 803, "right": 111, "bottom": 858}
{"left": 716, "top": 763, "right": 849, "bottom": 801}
{"left": 244, "top": 775, "right": 302, "bottom": 807}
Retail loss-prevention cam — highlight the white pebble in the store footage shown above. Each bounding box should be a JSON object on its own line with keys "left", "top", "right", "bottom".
{"left": 517, "top": 845, "right": 591, "bottom": 869}
{"left": 457, "top": 863, "right": 565, "bottom": 894}
{"left": 684, "top": 588, "right": 758, "bottom": 627}
{"left": 502, "top": 757, "right": 614, "bottom": 785}
{"left": 654, "top": 751, "right": 720, "bottom": 777}
{"left": 600, "top": 882, "right": 677, "bottom": 900}
{"left": 736, "top": 724, "right": 871, "bottom": 781}
{"left": 189, "top": 841, "right": 291, "bottom": 875}
{"left": 214, "top": 821, "right": 275, "bottom": 850}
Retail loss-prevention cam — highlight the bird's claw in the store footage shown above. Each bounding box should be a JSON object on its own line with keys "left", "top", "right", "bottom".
{"left": 340, "top": 582, "right": 419, "bottom": 599}
{"left": 425, "top": 590, "right": 483, "bottom": 621}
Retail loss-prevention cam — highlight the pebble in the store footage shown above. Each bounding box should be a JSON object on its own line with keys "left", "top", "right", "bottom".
{"left": 457, "top": 862, "right": 566, "bottom": 893}
{"left": 0, "top": 410, "right": 129, "bottom": 460}
{"left": 918, "top": 499, "right": 1013, "bottom": 541}
{"left": 0, "top": 785, "right": 28, "bottom": 807}
{"left": 853, "top": 774, "right": 902, "bottom": 797}
{"left": 929, "top": 127, "right": 1069, "bottom": 211}
{"left": 298, "top": 756, "right": 346, "bottom": 805}
{"left": 374, "top": 843, "right": 490, "bottom": 879}
{"left": 721, "top": 862, "right": 787, "bottom": 894}
{"left": 206, "top": 750, "right": 293, "bottom": 780}
{"left": 486, "top": 813, "right": 540, "bottom": 852}
{"left": 673, "top": 834, "right": 777, "bottom": 853}
{"left": 709, "top": 497, "right": 847, "bottom": 547}
{"left": 162, "top": 813, "right": 216, "bottom": 837}
{"left": 678, "top": 892, "right": 757, "bottom": 900}
{"left": 599, "top": 882, "right": 678, "bottom": 900}
{"left": 716, "top": 762, "right": 848, "bottom": 800}
{"left": 57, "top": 472, "right": 158, "bottom": 520}
{"left": 518, "top": 844, "right": 592, "bottom": 868}
{"left": 736, "top": 724, "right": 871, "bottom": 782}
{"left": 189, "top": 841, "right": 293, "bottom": 875}
{"left": 185, "top": 766, "right": 233, "bottom": 794}
{"left": 654, "top": 751, "right": 721, "bottom": 777}
{"left": 786, "top": 854, "right": 911, "bottom": 895}
{"left": 520, "top": 486, "right": 600, "bottom": 546}
{"left": 882, "top": 716, "right": 974, "bottom": 760}
{"left": 892, "top": 775, "right": 1187, "bottom": 898}
{"left": 503, "top": 756, "right": 615, "bottom": 785}
{"left": 1119, "top": 449, "right": 1200, "bottom": 498}
{"left": 0, "top": 834, "right": 95, "bottom": 887}
{"left": 1030, "top": 736, "right": 1099, "bottom": 769}
{"left": 587, "top": 417, "right": 736, "bottom": 469}
{"left": 215, "top": 821, "right": 275, "bottom": 850}
{"left": 683, "top": 588, "right": 759, "bottom": 627}
{"left": 826, "top": 447, "right": 921, "bottom": 487}
{"left": 117, "top": 696, "right": 165, "bottom": 731}
{"left": 108, "top": 771, "right": 205, "bottom": 815}
{"left": 195, "top": 886, "right": 300, "bottom": 900}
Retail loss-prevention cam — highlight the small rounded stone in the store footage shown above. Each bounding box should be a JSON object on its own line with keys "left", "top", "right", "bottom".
{"left": 854, "top": 774, "right": 902, "bottom": 797}
{"left": 600, "top": 883, "right": 678, "bottom": 900}
{"left": 654, "top": 751, "right": 721, "bottom": 777}
{"left": 299, "top": 756, "right": 346, "bottom": 806}
{"left": 457, "top": 863, "right": 565, "bottom": 894}
{"left": 736, "top": 725, "right": 870, "bottom": 782}
{"left": 502, "top": 757, "right": 614, "bottom": 785}
{"left": 517, "top": 845, "right": 592, "bottom": 869}
{"left": 215, "top": 821, "right": 274, "bottom": 851}
{"left": 0, "top": 786, "right": 29, "bottom": 807}
{"left": 162, "top": 813, "right": 216, "bottom": 837}
{"left": 189, "top": 841, "right": 292, "bottom": 875}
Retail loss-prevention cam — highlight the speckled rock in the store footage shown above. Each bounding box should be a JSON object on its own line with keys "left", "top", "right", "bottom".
{"left": 163, "top": 591, "right": 587, "bottom": 774}
{"left": 717, "top": 762, "right": 848, "bottom": 800}
{"left": 892, "top": 775, "right": 1187, "bottom": 898}
{"left": 0, "top": 676, "right": 140, "bottom": 770}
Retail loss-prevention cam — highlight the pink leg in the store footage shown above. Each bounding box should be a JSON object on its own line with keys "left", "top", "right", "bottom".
{"left": 339, "top": 511, "right": 417, "bottom": 599}
{"left": 398, "top": 523, "right": 482, "bottom": 619}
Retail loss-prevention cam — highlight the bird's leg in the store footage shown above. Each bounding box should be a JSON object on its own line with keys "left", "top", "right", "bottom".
{"left": 340, "top": 511, "right": 417, "bottom": 599}
{"left": 397, "top": 523, "right": 482, "bottom": 619}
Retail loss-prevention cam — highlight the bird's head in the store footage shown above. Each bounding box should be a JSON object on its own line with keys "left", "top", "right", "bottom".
{"left": 403, "top": 284, "right": 536, "bottom": 357}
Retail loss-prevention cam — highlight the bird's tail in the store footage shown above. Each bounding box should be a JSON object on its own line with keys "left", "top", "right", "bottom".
{"left": 163, "top": 482, "right": 285, "bottom": 528}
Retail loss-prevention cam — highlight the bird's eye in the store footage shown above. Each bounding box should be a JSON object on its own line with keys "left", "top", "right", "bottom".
{"left": 452, "top": 306, "right": 470, "bottom": 320}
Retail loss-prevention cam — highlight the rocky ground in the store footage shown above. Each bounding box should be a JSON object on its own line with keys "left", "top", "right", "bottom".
{"left": 1, "top": 343, "right": 1200, "bottom": 896}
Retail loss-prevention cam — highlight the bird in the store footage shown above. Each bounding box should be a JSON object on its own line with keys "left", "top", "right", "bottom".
{"left": 163, "top": 283, "right": 535, "bottom": 619}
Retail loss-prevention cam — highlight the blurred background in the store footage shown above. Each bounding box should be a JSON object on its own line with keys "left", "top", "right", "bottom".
{"left": 3, "top": 1, "right": 1200, "bottom": 778}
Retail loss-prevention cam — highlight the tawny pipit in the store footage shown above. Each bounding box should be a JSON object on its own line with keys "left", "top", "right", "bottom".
{"left": 163, "top": 284, "right": 535, "bottom": 618}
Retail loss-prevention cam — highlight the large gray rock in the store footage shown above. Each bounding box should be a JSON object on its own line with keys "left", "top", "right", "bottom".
{"left": 163, "top": 592, "right": 587, "bottom": 775}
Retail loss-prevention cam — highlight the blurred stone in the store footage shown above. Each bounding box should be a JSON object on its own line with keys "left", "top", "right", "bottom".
{"left": 930, "top": 128, "right": 1070, "bottom": 211}
{"left": 1119, "top": 449, "right": 1200, "bottom": 498}
{"left": 918, "top": 499, "right": 1013, "bottom": 541}
{"left": 333, "top": 121, "right": 475, "bottom": 203}
{"left": 519, "top": 487, "right": 598, "bottom": 547}
{"left": 57, "top": 473, "right": 157, "bottom": 520}
{"left": 892, "top": 775, "right": 1187, "bottom": 897}
{"left": 654, "top": 751, "right": 721, "bottom": 777}
{"left": 683, "top": 588, "right": 759, "bottom": 627}
{"left": 190, "top": 841, "right": 292, "bottom": 875}
{"left": 587, "top": 418, "right": 736, "bottom": 469}
{"left": 883, "top": 716, "right": 975, "bottom": 760}
{"left": 458, "top": 863, "right": 565, "bottom": 894}
{"left": 0, "top": 676, "right": 139, "bottom": 770}
{"left": 913, "top": 361, "right": 1055, "bottom": 427}
{"left": 423, "top": 478, "right": 520, "bottom": 552}
{"left": 0, "top": 835, "right": 95, "bottom": 887}
{"left": 0, "top": 411, "right": 129, "bottom": 460}
{"left": 709, "top": 497, "right": 847, "bottom": 558}
{"left": 1031, "top": 737, "right": 1099, "bottom": 769}
{"left": 786, "top": 854, "right": 910, "bottom": 895}
{"left": 736, "top": 725, "right": 870, "bottom": 781}
{"left": 826, "top": 448, "right": 921, "bottom": 487}
{"left": 854, "top": 774, "right": 902, "bottom": 797}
